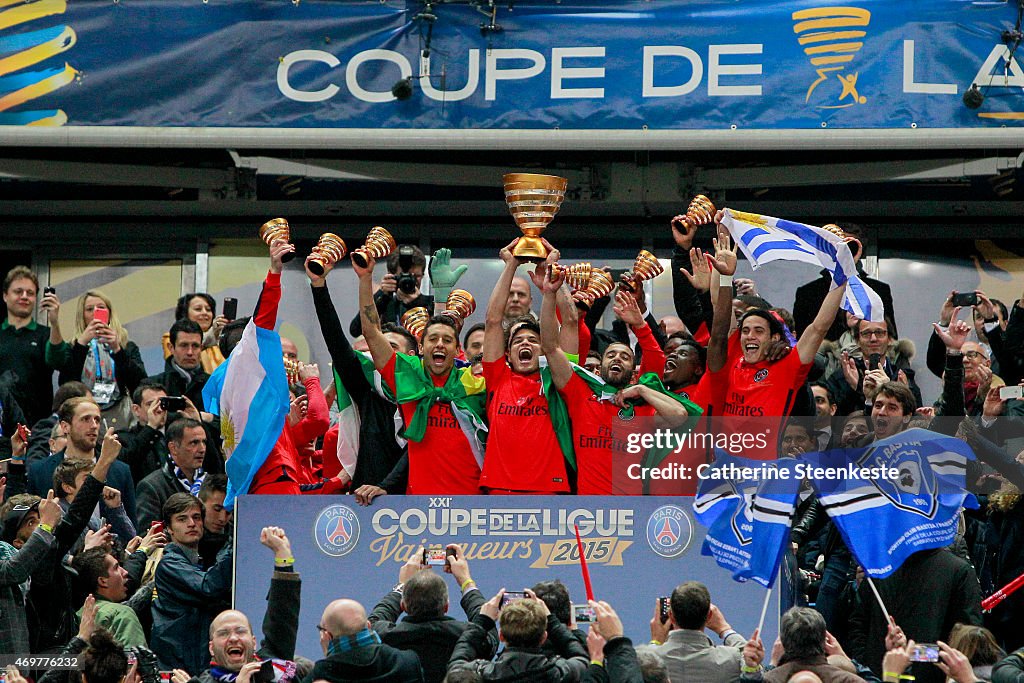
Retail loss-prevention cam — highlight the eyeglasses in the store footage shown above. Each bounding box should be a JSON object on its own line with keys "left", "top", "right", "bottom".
{"left": 316, "top": 625, "right": 331, "bottom": 636}
{"left": 964, "top": 350, "right": 988, "bottom": 360}
{"left": 213, "top": 626, "right": 251, "bottom": 638}
{"left": 860, "top": 329, "right": 888, "bottom": 338}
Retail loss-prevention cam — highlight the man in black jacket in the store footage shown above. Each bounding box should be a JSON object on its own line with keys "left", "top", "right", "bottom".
{"left": 191, "top": 526, "right": 301, "bottom": 683}
{"left": 135, "top": 417, "right": 207, "bottom": 529}
{"left": 447, "top": 588, "right": 589, "bottom": 681}
{"left": 147, "top": 319, "right": 211, "bottom": 413}
{"left": 369, "top": 544, "right": 494, "bottom": 683}
{"left": 306, "top": 255, "right": 412, "bottom": 499}
{"left": 309, "top": 598, "right": 424, "bottom": 683}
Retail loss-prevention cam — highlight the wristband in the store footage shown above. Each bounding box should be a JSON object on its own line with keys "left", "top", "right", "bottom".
{"left": 946, "top": 349, "right": 962, "bottom": 356}
{"left": 649, "top": 639, "right": 662, "bottom": 646}
{"left": 274, "top": 557, "right": 295, "bottom": 566}
{"left": 39, "top": 523, "right": 54, "bottom": 534}
{"left": 460, "top": 578, "right": 476, "bottom": 591}
{"left": 741, "top": 665, "right": 761, "bottom": 673}
{"left": 590, "top": 660, "right": 604, "bottom": 667}
{"left": 719, "top": 274, "right": 734, "bottom": 287}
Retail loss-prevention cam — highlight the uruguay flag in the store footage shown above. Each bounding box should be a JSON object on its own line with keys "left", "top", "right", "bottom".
{"left": 720, "top": 208, "right": 884, "bottom": 323}
{"left": 693, "top": 453, "right": 803, "bottom": 587}
{"left": 802, "top": 428, "right": 977, "bottom": 578}
{"left": 202, "top": 320, "right": 290, "bottom": 509}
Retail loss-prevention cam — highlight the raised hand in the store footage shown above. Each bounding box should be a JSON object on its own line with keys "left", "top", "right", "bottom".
{"left": 680, "top": 247, "right": 712, "bottom": 292}
{"left": 671, "top": 214, "right": 699, "bottom": 250}
{"left": 269, "top": 239, "right": 296, "bottom": 274}
{"left": 429, "top": 248, "right": 469, "bottom": 300}
{"left": 709, "top": 227, "right": 738, "bottom": 276}
{"left": 932, "top": 307, "right": 969, "bottom": 351}
{"left": 351, "top": 252, "right": 376, "bottom": 280}
{"left": 39, "top": 489, "right": 63, "bottom": 528}
{"left": 612, "top": 290, "right": 644, "bottom": 327}
{"left": 499, "top": 238, "right": 522, "bottom": 265}
{"left": 260, "top": 526, "right": 292, "bottom": 560}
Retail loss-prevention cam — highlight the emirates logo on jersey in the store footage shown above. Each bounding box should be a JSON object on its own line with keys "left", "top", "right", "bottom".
{"left": 753, "top": 369, "right": 769, "bottom": 382}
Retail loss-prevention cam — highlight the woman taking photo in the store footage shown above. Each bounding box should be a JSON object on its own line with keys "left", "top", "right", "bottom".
{"left": 60, "top": 290, "right": 147, "bottom": 429}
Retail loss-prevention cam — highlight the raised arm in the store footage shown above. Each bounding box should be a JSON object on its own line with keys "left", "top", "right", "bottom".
{"left": 707, "top": 221, "right": 738, "bottom": 373}
{"left": 254, "top": 240, "right": 294, "bottom": 330}
{"left": 484, "top": 240, "right": 524, "bottom": 363}
{"left": 537, "top": 261, "right": 573, "bottom": 390}
{"left": 614, "top": 290, "right": 665, "bottom": 376}
{"left": 353, "top": 254, "right": 397, "bottom": 371}
{"left": 797, "top": 282, "right": 847, "bottom": 365}
{"left": 555, "top": 282, "right": 580, "bottom": 357}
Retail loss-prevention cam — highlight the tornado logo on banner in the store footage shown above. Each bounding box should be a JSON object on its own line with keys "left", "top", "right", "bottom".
{"left": 0, "top": 0, "right": 78, "bottom": 125}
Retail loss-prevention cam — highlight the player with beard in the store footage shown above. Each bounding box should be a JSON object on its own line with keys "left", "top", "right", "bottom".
{"left": 540, "top": 266, "right": 691, "bottom": 495}
{"left": 479, "top": 240, "right": 576, "bottom": 494}
{"left": 356, "top": 252, "right": 485, "bottom": 495}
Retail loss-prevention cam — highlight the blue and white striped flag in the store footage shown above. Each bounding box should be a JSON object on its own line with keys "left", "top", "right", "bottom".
{"left": 693, "top": 452, "right": 803, "bottom": 587}
{"left": 202, "top": 319, "right": 290, "bottom": 509}
{"left": 720, "top": 209, "right": 884, "bottom": 322}
{"left": 802, "top": 428, "right": 977, "bottom": 578}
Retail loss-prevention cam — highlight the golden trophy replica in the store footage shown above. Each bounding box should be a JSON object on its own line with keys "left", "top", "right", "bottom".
{"left": 401, "top": 307, "right": 431, "bottom": 342}
{"left": 671, "top": 194, "right": 717, "bottom": 232}
{"left": 440, "top": 289, "right": 476, "bottom": 331}
{"left": 259, "top": 218, "right": 295, "bottom": 263}
{"left": 821, "top": 223, "right": 863, "bottom": 261}
{"left": 574, "top": 268, "right": 615, "bottom": 308}
{"left": 503, "top": 173, "right": 568, "bottom": 262}
{"left": 352, "top": 226, "right": 397, "bottom": 269}
{"left": 283, "top": 356, "right": 300, "bottom": 384}
{"left": 308, "top": 233, "right": 348, "bottom": 276}
{"left": 621, "top": 250, "right": 665, "bottom": 291}
{"left": 551, "top": 262, "right": 593, "bottom": 291}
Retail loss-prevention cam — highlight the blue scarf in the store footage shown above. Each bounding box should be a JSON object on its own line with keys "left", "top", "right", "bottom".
{"left": 327, "top": 628, "right": 381, "bottom": 656}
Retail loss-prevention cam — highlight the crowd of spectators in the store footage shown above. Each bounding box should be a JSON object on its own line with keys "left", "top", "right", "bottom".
{"left": 1, "top": 209, "right": 1023, "bottom": 682}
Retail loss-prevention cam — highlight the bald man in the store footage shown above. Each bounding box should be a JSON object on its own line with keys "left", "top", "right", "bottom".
{"left": 193, "top": 527, "right": 301, "bottom": 683}
{"left": 504, "top": 276, "right": 534, "bottom": 323}
{"left": 309, "top": 599, "right": 424, "bottom": 683}
{"left": 788, "top": 674, "right": 824, "bottom": 683}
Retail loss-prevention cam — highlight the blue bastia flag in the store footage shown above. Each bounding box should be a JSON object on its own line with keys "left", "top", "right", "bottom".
{"left": 202, "top": 320, "right": 290, "bottom": 509}
{"left": 803, "top": 428, "right": 978, "bottom": 579}
{"left": 693, "top": 453, "right": 803, "bottom": 588}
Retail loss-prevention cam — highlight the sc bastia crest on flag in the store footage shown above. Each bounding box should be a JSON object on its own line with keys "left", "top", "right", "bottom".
{"left": 805, "top": 428, "right": 977, "bottom": 578}
{"left": 859, "top": 445, "right": 937, "bottom": 518}
{"left": 692, "top": 453, "right": 802, "bottom": 587}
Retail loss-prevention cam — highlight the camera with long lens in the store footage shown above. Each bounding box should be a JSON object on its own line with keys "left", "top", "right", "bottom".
{"left": 124, "top": 646, "right": 161, "bottom": 683}
{"left": 396, "top": 245, "right": 419, "bottom": 295}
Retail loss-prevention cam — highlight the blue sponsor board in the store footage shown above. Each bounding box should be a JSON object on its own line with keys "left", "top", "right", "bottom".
{"left": 234, "top": 495, "right": 776, "bottom": 660}
{"left": 3, "top": 0, "right": 1023, "bottom": 131}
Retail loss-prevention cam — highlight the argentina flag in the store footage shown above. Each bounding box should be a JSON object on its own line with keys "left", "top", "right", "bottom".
{"left": 802, "top": 428, "right": 977, "bottom": 578}
{"left": 693, "top": 453, "right": 803, "bottom": 587}
{"left": 720, "top": 208, "right": 884, "bottom": 322}
{"left": 202, "top": 319, "right": 290, "bottom": 509}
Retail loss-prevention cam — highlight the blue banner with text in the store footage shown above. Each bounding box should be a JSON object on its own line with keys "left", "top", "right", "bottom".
{"left": 4, "top": 0, "right": 1023, "bottom": 130}
{"left": 233, "top": 495, "right": 778, "bottom": 661}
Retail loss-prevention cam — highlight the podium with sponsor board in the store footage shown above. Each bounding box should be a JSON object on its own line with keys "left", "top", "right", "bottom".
{"left": 234, "top": 496, "right": 779, "bottom": 659}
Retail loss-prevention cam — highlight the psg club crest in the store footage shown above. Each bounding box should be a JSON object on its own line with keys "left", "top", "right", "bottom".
{"left": 753, "top": 369, "right": 769, "bottom": 382}
{"left": 646, "top": 505, "right": 693, "bottom": 558}
{"left": 859, "top": 446, "right": 938, "bottom": 519}
{"left": 314, "top": 504, "right": 361, "bottom": 557}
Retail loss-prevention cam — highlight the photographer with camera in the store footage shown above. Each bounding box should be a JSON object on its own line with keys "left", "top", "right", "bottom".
{"left": 349, "top": 244, "right": 434, "bottom": 337}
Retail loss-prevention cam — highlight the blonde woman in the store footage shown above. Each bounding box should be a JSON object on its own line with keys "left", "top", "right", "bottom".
{"left": 160, "top": 293, "right": 227, "bottom": 374}
{"left": 59, "top": 290, "right": 148, "bottom": 428}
